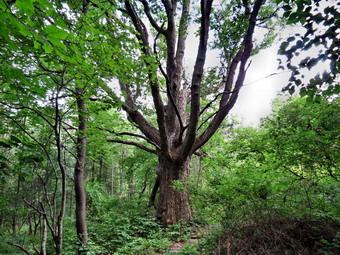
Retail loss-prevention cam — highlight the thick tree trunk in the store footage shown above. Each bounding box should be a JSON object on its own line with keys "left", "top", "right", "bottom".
{"left": 157, "top": 156, "right": 192, "bottom": 226}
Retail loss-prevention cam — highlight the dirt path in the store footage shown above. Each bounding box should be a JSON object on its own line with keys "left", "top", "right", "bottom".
{"left": 163, "top": 226, "right": 210, "bottom": 254}
{"left": 168, "top": 236, "right": 200, "bottom": 253}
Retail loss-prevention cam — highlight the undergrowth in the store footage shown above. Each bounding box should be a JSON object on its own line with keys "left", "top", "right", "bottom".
{"left": 200, "top": 215, "right": 340, "bottom": 255}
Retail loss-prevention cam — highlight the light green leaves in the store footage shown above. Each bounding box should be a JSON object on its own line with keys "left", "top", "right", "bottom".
{"left": 42, "top": 43, "right": 53, "bottom": 53}
{"left": 43, "top": 25, "right": 68, "bottom": 52}
{"left": 45, "top": 24, "right": 68, "bottom": 40}
{"left": 15, "top": 0, "right": 34, "bottom": 16}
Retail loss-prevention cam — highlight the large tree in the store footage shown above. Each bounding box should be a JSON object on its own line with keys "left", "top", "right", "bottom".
{"left": 1, "top": 0, "right": 278, "bottom": 228}
{"left": 97, "top": 0, "right": 277, "bottom": 225}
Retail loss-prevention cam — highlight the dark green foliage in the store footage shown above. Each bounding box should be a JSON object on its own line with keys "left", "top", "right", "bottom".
{"left": 189, "top": 96, "right": 340, "bottom": 254}
{"left": 83, "top": 183, "right": 200, "bottom": 254}
{"left": 278, "top": 0, "right": 339, "bottom": 99}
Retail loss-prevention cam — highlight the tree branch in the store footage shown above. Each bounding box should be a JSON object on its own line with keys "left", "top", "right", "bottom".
{"left": 199, "top": 91, "right": 234, "bottom": 118}
{"left": 194, "top": 0, "right": 266, "bottom": 151}
{"left": 0, "top": 101, "right": 54, "bottom": 128}
{"left": 118, "top": 81, "right": 161, "bottom": 145}
{"left": 107, "top": 139, "right": 157, "bottom": 154}
{"left": 153, "top": 24, "right": 185, "bottom": 133}
{"left": 7, "top": 242, "right": 33, "bottom": 255}
{"left": 98, "top": 127, "right": 161, "bottom": 150}
{"left": 124, "top": 1, "right": 169, "bottom": 156}
{"left": 182, "top": 0, "right": 214, "bottom": 160}
{"left": 140, "top": 0, "right": 165, "bottom": 34}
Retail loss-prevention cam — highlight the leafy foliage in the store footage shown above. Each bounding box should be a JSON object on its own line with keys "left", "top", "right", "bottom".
{"left": 277, "top": 0, "right": 339, "bottom": 98}
{"left": 190, "top": 96, "right": 340, "bottom": 254}
{"left": 0, "top": 0, "right": 339, "bottom": 254}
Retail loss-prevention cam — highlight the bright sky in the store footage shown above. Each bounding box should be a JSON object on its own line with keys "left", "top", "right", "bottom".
{"left": 186, "top": 29, "right": 291, "bottom": 127}
{"left": 228, "top": 45, "right": 290, "bottom": 126}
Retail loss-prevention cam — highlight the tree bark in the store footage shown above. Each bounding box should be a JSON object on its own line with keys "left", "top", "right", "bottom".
{"left": 149, "top": 175, "right": 160, "bottom": 208}
{"left": 157, "top": 156, "right": 192, "bottom": 226}
{"left": 74, "top": 87, "right": 88, "bottom": 249}
{"left": 40, "top": 216, "right": 47, "bottom": 255}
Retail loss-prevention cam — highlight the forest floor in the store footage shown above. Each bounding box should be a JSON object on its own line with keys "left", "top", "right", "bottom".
{"left": 168, "top": 237, "right": 199, "bottom": 253}
{"left": 162, "top": 226, "right": 210, "bottom": 254}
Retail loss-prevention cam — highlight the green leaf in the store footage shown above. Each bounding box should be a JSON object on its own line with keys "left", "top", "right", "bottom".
{"left": 15, "top": 0, "right": 34, "bottom": 16}
{"left": 43, "top": 43, "right": 53, "bottom": 53}
{"left": 45, "top": 25, "right": 68, "bottom": 40}
{"left": 17, "top": 22, "right": 31, "bottom": 36}
{"left": 48, "top": 36, "right": 66, "bottom": 50}
{"left": 34, "top": 40, "right": 41, "bottom": 49}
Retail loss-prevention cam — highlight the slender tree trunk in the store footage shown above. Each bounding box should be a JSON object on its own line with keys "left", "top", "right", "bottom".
{"left": 128, "top": 179, "right": 134, "bottom": 199}
{"left": 33, "top": 213, "right": 39, "bottom": 236}
{"left": 90, "top": 161, "right": 94, "bottom": 183}
{"left": 54, "top": 89, "right": 67, "bottom": 255}
{"left": 110, "top": 161, "right": 115, "bottom": 196}
{"left": 149, "top": 175, "right": 160, "bottom": 208}
{"left": 69, "top": 187, "right": 73, "bottom": 219}
{"left": 74, "top": 87, "right": 88, "bottom": 249}
{"left": 119, "top": 148, "right": 124, "bottom": 196}
{"left": 40, "top": 216, "right": 47, "bottom": 255}
{"left": 196, "top": 155, "right": 203, "bottom": 189}
{"left": 157, "top": 156, "right": 192, "bottom": 226}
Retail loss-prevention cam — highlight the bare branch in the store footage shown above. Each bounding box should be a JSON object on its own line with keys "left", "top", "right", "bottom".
{"left": 154, "top": 22, "right": 168, "bottom": 80}
{"left": 7, "top": 242, "right": 33, "bottom": 255}
{"left": 193, "top": 151, "right": 211, "bottom": 157}
{"left": 118, "top": 81, "right": 161, "bottom": 145}
{"left": 24, "top": 199, "right": 45, "bottom": 215}
{"left": 38, "top": 174, "right": 54, "bottom": 224}
{"left": 175, "top": 0, "right": 190, "bottom": 66}
{"left": 0, "top": 101, "right": 54, "bottom": 127}
{"left": 195, "top": 0, "right": 266, "bottom": 151}
{"left": 182, "top": 0, "right": 214, "bottom": 160}
{"left": 124, "top": 0, "right": 150, "bottom": 51}
{"left": 161, "top": 0, "right": 176, "bottom": 33}
{"left": 36, "top": 61, "right": 63, "bottom": 74}
{"left": 140, "top": 0, "right": 165, "bottom": 34}
{"left": 107, "top": 138, "right": 157, "bottom": 154}
{"left": 199, "top": 91, "right": 234, "bottom": 117}
{"left": 124, "top": 1, "right": 169, "bottom": 155}
{"left": 98, "top": 127, "right": 161, "bottom": 149}
{"left": 152, "top": 23, "right": 184, "bottom": 131}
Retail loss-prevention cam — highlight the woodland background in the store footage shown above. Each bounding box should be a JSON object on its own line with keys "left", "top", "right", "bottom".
{"left": 0, "top": 0, "right": 339, "bottom": 254}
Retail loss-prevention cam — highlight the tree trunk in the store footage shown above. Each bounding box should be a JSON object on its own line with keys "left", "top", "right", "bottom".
{"left": 149, "top": 175, "right": 160, "bottom": 208}
{"left": 74, "top": 87, "right": 88, "bottom": 249}
{"left": 157, "top": 156, "right": 192, "bottom": 226}
{"left": 40, "top": 216, "right": 47, "bottom": 255}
